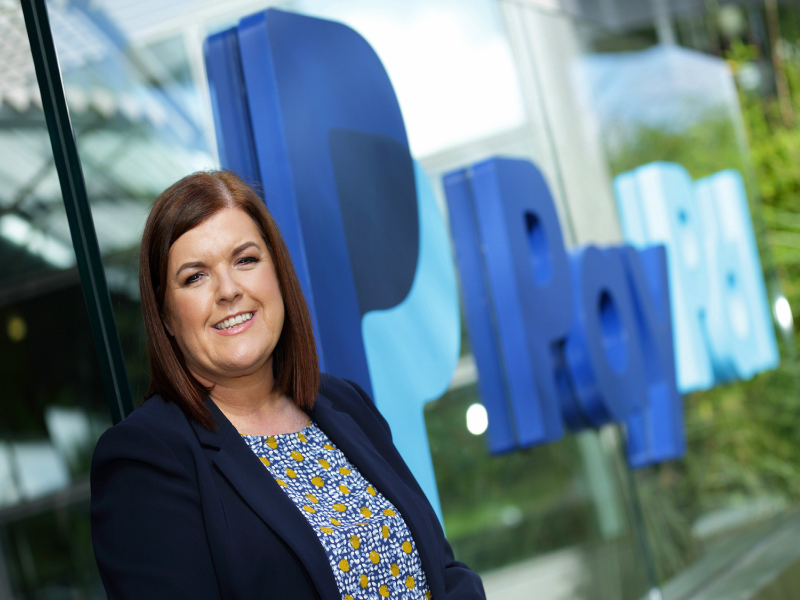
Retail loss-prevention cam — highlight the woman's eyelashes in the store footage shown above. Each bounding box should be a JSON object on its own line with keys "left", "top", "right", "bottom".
{"left": 183, "top": 271, "right": 203, "bottom": 286}
{"left": 181, "top": 256, "right": 260, "bottom": 286}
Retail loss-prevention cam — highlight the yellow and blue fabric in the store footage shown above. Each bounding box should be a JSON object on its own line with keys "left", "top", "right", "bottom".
{"left": 242, "top": 421, "right": 431, "bottom": 600}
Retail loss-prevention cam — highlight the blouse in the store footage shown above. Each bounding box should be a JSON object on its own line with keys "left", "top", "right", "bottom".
{"left": 242, "top": 420, "right": 431, "bottom": 600}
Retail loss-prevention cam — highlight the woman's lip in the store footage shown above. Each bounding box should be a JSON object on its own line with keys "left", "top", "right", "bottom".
{"left": 212, "top": 311, "right": 257, "bottom": 336}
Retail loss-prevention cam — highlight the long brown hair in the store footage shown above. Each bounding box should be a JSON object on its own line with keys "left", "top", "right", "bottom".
{"left": 139, "top": 170, "right": 319, "bottom": 429}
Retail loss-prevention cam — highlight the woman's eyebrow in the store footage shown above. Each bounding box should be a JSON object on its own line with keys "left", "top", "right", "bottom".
{"left": 231, "top": 241, "right": 260, "bottom": 255}
{"left": 175, "top": 261, "right": 204, "bottom": 277}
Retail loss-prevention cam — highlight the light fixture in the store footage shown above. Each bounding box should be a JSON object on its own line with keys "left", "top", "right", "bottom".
{"left": 6, "top": 315, "right": 26, "bottom": 343}
{"left": 774, "top": 295, "right": 793, "bottom": 331}
{"left": 466, "top": 403, "right": 488, "bottom": 435}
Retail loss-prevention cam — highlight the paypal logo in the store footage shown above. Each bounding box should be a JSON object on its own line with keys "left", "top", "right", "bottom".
{"left": 444, "top": 157, "right": 778, "bottom": 468}
{"left": 205, "top": 9, "right": 778, "bottom": 516}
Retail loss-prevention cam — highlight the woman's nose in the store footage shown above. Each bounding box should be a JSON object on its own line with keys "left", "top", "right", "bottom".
{"left": 215, "top": 268, "right": 243, "bottom": 303}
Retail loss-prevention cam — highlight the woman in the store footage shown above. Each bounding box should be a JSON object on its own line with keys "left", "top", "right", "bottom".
{"left": 91, "top": 170, "right": 485, "bottom": 600}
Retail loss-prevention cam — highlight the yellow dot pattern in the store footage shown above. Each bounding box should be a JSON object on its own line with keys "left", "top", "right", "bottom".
{"left": 242, "top": 420, "right": 430, "bottom": 599}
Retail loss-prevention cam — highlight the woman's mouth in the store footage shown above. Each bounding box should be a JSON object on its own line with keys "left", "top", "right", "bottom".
{"left": 213, "top": 311, "right": 255, "bottom": 332}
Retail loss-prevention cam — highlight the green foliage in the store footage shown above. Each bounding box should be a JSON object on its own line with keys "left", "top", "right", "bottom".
{"left": 607, "top": 112, "right": 745, "bottom": 182}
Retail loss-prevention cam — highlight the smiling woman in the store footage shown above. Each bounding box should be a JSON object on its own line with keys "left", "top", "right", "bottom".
{"left": 90, "top": 170, "right": 485, "bottom": 600}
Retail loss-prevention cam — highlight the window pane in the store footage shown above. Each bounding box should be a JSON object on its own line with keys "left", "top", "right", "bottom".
{"left": 0, "top": 2, "right": 109, "bottom": 596}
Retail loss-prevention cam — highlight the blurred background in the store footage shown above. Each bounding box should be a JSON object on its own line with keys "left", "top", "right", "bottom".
{"left": 2, "top": 0, "right": 800, "bottom": 598}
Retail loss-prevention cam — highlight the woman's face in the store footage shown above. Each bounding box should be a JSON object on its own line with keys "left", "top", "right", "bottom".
{"left": 163, "top": 207, "right": 285, "bottom": 387}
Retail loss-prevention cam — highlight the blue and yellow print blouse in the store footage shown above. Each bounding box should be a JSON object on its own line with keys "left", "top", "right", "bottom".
{"left": 242, "top": 421, "right": 431, "bottom": 600}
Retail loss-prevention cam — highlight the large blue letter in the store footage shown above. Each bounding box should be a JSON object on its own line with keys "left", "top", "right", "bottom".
{"left": 614, "top": 163, "right": 714, "bottom": 391}
{"left": 206, "top": 9, "right": 460, "bottom": 520}
{"left": 445, "top": 158, "right": 573, "bottom": 447}
{"left": 564, "top": 246, "right": 646, "bottom": 428}
{"left": 621, "top": 246, "right": 686, "bottom": 467}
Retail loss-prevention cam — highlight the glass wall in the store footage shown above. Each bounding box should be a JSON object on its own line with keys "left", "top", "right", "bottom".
{"left": 0, "top": 2, "right": 110, "bottom": 596}
{"left": 4, "top": 0, "right": 800, "bottom": 598}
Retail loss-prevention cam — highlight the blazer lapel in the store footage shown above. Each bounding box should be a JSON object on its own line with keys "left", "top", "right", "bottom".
{"left": 191, "top": 400, "right": 340, "bottom": 600}
{"left": 311, "top": 393, "right": 446, "bottom": 600}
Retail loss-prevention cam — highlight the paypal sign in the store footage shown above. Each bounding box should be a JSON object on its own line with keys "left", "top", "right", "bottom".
{"left": 444, "top": 159, "right": 684, "bottom": 467}
{"left": 205, "top": 7, "right": 778, "bottom": 517}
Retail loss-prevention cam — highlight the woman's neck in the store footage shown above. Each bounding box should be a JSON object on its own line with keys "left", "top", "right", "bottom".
{"left": 195, "top": 369, "right": 308, "bottom": 436}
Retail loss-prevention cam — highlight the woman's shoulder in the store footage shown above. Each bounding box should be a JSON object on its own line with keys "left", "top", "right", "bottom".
{"left": 318, "top": 373, "right": 373, "bottom": 412}
{"left": 319, "top": 373, "right": 365, "bottom": 400}
{"left": 317, "top": 373, "right": 392, "bottom": 438}
{"left": 92, "top": 394, "right": 199, "bottom": 473}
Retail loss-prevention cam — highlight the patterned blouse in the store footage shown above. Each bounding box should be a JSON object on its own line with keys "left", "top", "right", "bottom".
{"left": 242, "top": 420, "right": 431, "bottom": 600}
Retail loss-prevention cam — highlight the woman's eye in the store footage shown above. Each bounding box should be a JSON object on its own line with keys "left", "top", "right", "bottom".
{"left": 184, "top": 273, "right": 202, "bottom": 285}
{"left": 238, "top": 256, "right": 258, "bottom": 265}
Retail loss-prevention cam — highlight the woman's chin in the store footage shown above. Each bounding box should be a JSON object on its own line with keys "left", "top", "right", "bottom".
{"left": 193, "top": 355, "right": 274, "bottom": 385}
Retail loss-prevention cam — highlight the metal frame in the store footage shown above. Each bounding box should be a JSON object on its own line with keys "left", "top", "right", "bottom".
{"left": 20, "top": 0, "right": 133, "bottom": 424}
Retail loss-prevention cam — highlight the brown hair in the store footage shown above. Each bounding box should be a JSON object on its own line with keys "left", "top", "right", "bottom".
{"left": 139, "top": 170, "right": 319, "bottom": 429}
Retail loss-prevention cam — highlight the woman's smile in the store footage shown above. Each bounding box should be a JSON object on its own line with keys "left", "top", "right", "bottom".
{"left": 213, "top": 310, "right": 257, "bottom": 333}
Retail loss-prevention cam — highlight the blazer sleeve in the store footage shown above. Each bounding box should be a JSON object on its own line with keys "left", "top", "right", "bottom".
{"left": 343, "top": 379, "right": 487, "bottom": 600}
{"left": 90, "top": 420, "right": 222, "bottom": 600}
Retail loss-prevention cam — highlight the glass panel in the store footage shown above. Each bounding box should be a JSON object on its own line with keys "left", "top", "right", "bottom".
{"left": 425, "top": 384, "right": 652, "bottom": 598}
{"left": 0, "top": 1, "right": 109, "bottom": 596}
{"left": 546, "top": 0, "right": 800, "bottom": 593}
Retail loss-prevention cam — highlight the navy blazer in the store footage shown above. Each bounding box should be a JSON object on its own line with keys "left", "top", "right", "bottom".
{"left": 91, "top": 374, "right": 485, "bottom": 600}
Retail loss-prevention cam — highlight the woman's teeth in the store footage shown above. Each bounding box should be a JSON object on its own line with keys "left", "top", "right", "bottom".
{"left": 214, "top": 312, "right": 254, "bottom": 330}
